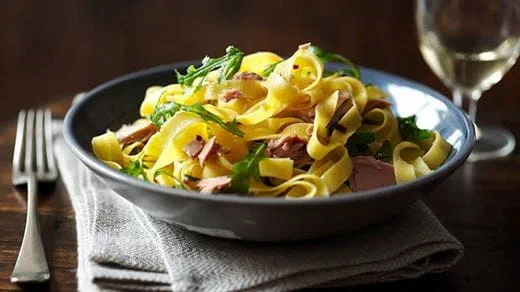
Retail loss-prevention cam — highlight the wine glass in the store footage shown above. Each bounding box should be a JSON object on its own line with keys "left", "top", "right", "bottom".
{"left": 416, "top": 0, "right": 520, "bottom": 161}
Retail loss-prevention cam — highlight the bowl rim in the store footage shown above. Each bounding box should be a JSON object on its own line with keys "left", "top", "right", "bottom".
{"left": 63, "top": 61, "right": 475, "bottom": 206}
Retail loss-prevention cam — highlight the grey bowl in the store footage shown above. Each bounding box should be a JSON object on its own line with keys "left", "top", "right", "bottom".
{"left": 64, "top": 62, "right": 475, "bottom": 241}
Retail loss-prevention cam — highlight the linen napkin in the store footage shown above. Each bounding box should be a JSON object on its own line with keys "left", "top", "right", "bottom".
{"left": 54, "top": 127, "right": 463, "bottom": 292}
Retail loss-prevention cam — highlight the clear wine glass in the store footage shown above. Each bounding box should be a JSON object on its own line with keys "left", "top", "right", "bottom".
{"left": 416, "top": 0, "right": 520, "bottom": 161}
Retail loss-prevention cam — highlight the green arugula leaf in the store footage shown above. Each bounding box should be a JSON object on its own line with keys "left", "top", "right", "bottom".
{"left": 309, "top": 45, "right": 361, "bottom": 80}
{"left": 150, "top": 102, "right": 245, "bottom": 137}
{"left": 228, "top": 143, "right": 266, "bottom": 194}
{"left": 121, "top": 159, "right": 147, "bottom": 179}
{"left": 397, "top": 115, "right": 432, "bottom": 141}
{"left": 175, "top": 46, "right": 245, "bottom": 90}
{"left": 261, "top": 60, "right": 283, "bottom": 77}
{"left": 150, "top": 102, "right": 182, "bottom": 126}
{"left": 327, "top": 68, "right": 359, "bottom": 79}
{"left": 346, "top": 132, "right": 376, "bottom": 157}
{"left": 374, "top": 140, "right": 393, "bottom": 162}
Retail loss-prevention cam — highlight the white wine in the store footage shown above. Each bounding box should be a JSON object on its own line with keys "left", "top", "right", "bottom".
{"left": 419, "top": 32, "right": 520, "bottom": 92}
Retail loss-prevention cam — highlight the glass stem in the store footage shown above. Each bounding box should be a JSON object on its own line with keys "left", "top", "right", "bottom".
{"left": 453, "top": 90, "right": 463, "bottom": 108}
{"left": 453, "top": 88, "right": 482, "bottom": 139}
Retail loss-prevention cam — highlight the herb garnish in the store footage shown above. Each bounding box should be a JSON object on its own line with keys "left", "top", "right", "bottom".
{"left": 374, "top": 140, "right": 393, "bottom": 162}
{"left": 397, "top": 115, "right": 432, "bottom": 141}
{"left": 121, "top": 159, "right": 147, "bottom": 179}
{"left": 309, "top": 45, "right": 361, "bottom": 80}
{"left": 175, "top": 46, "right": 245, "bottom": 90}
{"left": 346, "top": 132, "right": 375, "bottom": 157}
{"left": 261, "top": 60, "right": 284, "bottom": 77}
{"left": 150, "top": 102, "right": 244, "bottom": 137}
{"left": 228, "top": 143, "right": 266, "bottom": 194}
{"left": 346, "top": 134, "right": 393, "bottom": 162}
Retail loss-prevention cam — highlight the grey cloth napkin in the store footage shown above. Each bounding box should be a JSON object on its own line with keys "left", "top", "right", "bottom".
{"left": 54, "top": 130, "right": 463, "bottom": 292}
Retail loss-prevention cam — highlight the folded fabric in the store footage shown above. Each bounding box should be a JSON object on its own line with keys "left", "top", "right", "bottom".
{"left": 54, "top": 129, "right": 463, "bottom": 292}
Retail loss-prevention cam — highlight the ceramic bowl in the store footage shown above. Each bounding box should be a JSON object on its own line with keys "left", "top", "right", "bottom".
{"left": 64, "top": 62, "right": 475, "bottom": 241}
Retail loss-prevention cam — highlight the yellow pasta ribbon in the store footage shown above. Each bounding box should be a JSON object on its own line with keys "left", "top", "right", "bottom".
{"left": 274, "top": 45, "right": 323, "bottom": 92}
{"left": 146, "top": 122, "right": 209, "bottom": 181}
{"left": 236, "top": 73, "right": 300, "bottom": 125}
{"left": 140, "top": 84, "right": 185, "bottom": 117}
{"left": 422, "top": 131, "right": 452, "bottom": 170}
{"left": 250, "top": 174, "right": 329, "bottom": 199}
{"left": 259, "top": 158, "right": 294, "bottom": 180}
{"left": 142, "top": 112, "right": 202, "bottom": 160}
{"left": 93, "top": 44, "right": 454, "bottom": 199}
{"left": 241, "top": 118, "right": 304, "bottom": 141}
{"left": 393, "top": 141, "right": 433, "bottom": 183}
{"left": 307, "top": 90, "right": 362, "bottom": 160}
{"left": 366, "top": 85, "right": 387, "bottom": 100}
{"left": 240, "top": 52, "right": 283, "bottom": 75}
{"left": 91, "top": 131, "right": 125, "bottom": 166}
{"left": 359, "top": 108, "right": 394, "bottom": 142}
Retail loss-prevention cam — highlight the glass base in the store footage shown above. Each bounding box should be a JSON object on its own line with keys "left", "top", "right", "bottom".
{"left": 468, "top": 125, "right": 516, "bottom": 162}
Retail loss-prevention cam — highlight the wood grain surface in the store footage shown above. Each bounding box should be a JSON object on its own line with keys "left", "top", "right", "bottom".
{"left": 1, "top": 0, "right": 520, "bottom": 291}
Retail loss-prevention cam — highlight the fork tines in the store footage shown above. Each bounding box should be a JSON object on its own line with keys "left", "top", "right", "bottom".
{"left": 12, "top": 109, "right": 58, "bottom": 185}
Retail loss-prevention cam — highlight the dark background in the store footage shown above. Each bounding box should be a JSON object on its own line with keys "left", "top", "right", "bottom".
{"left": 1, "top": 0, "right": 519, "bottom": 130}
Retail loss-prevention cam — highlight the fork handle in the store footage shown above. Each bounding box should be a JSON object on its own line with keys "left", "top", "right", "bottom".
{"left": 10, "top": 174, "right": 50, "bottom": 283}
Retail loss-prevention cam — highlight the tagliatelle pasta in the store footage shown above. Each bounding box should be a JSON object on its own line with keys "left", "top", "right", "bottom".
{"left": 91, "top": 43, "right": 452, "bottom": 198}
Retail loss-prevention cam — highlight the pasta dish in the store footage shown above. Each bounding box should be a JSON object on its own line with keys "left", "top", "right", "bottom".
{"left": 91, "top": 43, "right": 452, "bottom": 198}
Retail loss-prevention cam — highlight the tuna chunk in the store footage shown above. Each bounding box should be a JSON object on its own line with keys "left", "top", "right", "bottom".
{"left": 363, "top": 98, "right": 392, "bottom": 115}
{"left": 183, "top": 135, "right": 205, "bottom": 158}
{"left": 116, "top": 119, "right": 158, "bottom": 146}
{"left": 348, "top": 156, "right": 396, "bottom": 192}
{"left": 197, "top": 137, "right": 220, "bottom": 165}
{"left": 196, "top": 176, "right": 231, "bottom": 194}
{"left": 326, "top": 90, "right": 353, "bottom": 134}
{"left": 233, "top": 71, "right": 264, "bottom": 81}
{"left": 266, "top": 135, "right": 311, "bottom": 166}
{"left": 219, "top": 89, "right": 245, "bottom": 102}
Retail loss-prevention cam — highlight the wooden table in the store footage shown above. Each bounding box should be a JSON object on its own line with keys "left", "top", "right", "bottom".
{"left": 1, "top": 1, "right": 520, "bottom": 291}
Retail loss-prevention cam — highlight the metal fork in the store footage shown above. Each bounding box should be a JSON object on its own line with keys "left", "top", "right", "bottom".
{"left": 10, "top": 109, "right": 58, "bottom": 283}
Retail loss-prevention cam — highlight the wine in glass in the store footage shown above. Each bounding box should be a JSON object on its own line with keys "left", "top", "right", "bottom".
{"left": 416, "top": 0, "right": 520, "bottom": 161}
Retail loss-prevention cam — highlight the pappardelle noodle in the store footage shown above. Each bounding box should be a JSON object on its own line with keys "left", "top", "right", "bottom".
{"left": 91, "top": 43, "right": 452, "bottom": 198}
